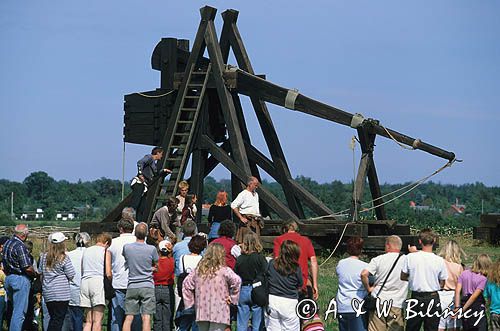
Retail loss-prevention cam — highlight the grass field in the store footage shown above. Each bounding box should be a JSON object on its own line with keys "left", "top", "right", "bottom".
{"left": 19, "top": 232, "right": 500, "bottom": 330}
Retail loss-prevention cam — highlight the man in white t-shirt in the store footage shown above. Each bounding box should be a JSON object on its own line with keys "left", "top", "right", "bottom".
{"left": 108, "top": 218, "right": 141, "bottom": 331}
{"left": 401, "top": 228, "right": 448, "bottom": 331}
{"left": 361, "top": 235, "right": 408, "bottom": 331}
{"left": 231, "top": 176, "right": 262, "bottom": 242}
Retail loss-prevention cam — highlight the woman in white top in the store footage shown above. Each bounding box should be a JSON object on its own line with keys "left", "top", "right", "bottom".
{"left": 80, "top": 233, "right": 112, "bottom": 331}
{"left": 336, "top": 236, "right": 368, "bottom": 331}
{"left": 438, "top": 240, "right": 465, "bottom": 331}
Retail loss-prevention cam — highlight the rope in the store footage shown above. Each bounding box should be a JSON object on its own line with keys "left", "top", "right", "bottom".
{"left": 319, "top": 221, "right": 353, "bottom": 267}
{"left": 382, "top": 126, "right": 415, "bottom": 150}
{"left": 135, "top": 90, "right": 175, "bottom": 98}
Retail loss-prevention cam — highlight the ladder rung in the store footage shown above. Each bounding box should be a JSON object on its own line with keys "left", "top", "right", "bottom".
{"left": 188, "top": 84, "right": 204, "bottom": 87}
{"left": 167, "top": 157, "right": 182, "bottom": 161}
{"left": 178, "top": 120, "right": 193, "bottom": 124}
{"left": 191, "top": 71, "right": 208, "bottom": 75}
{"left": 174, "top": 133, "right": 190, "bottom": 136}
{"left": 184, "top": 96, "right": 200, "bottom": 99}
{"left": 181, "top": 108, "right": 197, "bottom": 112}
{"left": 170, "top": 145, "right": 186, "bottom": 149}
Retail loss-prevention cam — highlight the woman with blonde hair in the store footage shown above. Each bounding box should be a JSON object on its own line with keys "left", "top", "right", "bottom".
{"left": 39, "top": 232, "right": 76, "bottom": 331}
{"left": 438, "top": 240, "right": 466, "bottom": 331}
{"left": 455, "top": 254, "right": 492, "bottom": 331}
{"left": 235, "top": 233, "right": 267, "bottom": 331}
{"left": 182, "top": 243, "right": 241, "bottom": 331}
{"left": 207, "top": 190, "right": 232, "bottom": 241}
{"left": 80, "top": 233, "right": 112, "bottom": 331}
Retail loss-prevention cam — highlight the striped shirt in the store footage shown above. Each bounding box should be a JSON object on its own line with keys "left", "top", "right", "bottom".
{"left": 1, "top": 236, "right": 31, "bottom": 275}
{"left": 39, "top": 253, "right": 75, "bottom": 302}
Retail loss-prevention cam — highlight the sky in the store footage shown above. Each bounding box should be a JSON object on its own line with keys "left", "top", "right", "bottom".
{"left": 1, "top": 1, "right": 499, "bottom": 186}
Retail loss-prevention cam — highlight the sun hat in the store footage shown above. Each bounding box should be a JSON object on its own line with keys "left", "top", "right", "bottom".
{"left": 158, "top": 239, "right": 172, "bottom": 253}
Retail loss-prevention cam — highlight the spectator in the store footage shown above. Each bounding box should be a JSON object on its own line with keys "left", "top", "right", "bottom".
{"left": 153, "top": 239, "right": 175, "bottom": 331}
{"left": 265, "top": 240, "right": 303, "bottom": 331}
{"left": 108, "top": 218, "right": 142, "bottom": 331}
{"left": 122, "top": 223, "right": 159, "bottom": 331}
{"left": 207, "top": 191, "right": 232, "bottom": 241}
{"left": 0, "top": 236, "right": 9, "bottom": 329}
{"left": 212, "top": 220, "right": 241, "bottom": 270}
{"left": 273, "top": 220, "right": 319, "bottom": 300}
{"left": 175, "top": 234, "right": 207, "bottom": 331}
{"left": 22, "top": 240, "right": 38, "bottom": 331}
{"left": 455, "top": 254, "right": 491, "bottom": 331}
{"left": 183, "top": 243, "right": 241, "bottom": 331}
{"left": 437, "top": 240, "right": 465, "bottom": 331}
{"left": 485, "top": 259, "right": 500, "bottom": 331}
{"left": 81, "top": 233, "right": 112, "bottom": 331}
{"left": 235, "top": 233, "right": 267, "bottom": 331}
{"left": 122, "top": 207, "right": 139, "bottom": 235}
{"left": 63, "top": 232, "right": 91, "bottom": 331}
{"left": 2, "top": 224, "right": 35, "bottom": 331}
{"left": 231, "top": 177, "right": 262, "bottom": 243}
{"left": 361, "top": 235, "right": 407, "bottom": 331}
{"left": 173, "top": 221, "right": 198, "bottom": 277}
{"left": 150, "top": 197, "right": 178, "bottom": 243}
{"left": 39, "top": 232, "right": 75, "bottom": 331}
{"left": 176, "top": 181, "right": 197, "bottom": 220}
{"left": 336, "top": 237, "right": 368, "bottom": 331}
{"left": 180, "top": 195, "right": 197, "bottom": 226}
{"left": 401, "top": 228, "right": 448, "bottom": 331}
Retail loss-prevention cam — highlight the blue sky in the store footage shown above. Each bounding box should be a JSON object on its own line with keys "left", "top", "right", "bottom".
{"left": 1, "top": 1, "right": 499, "bottom": 185}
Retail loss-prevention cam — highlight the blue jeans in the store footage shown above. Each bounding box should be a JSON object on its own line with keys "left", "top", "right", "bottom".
{"left": 5, "top": 274, "right": 30, "bottom": 331}
{"left": 237, "top": 285, "right": 262, "bottom": 331}
{"left": 0, "top": 294, "right": 6, "bottom": 329}
{"left": 111, "top": 289, "right": 142, "bottom": 331}
{"left": 62, "top": 306, "right": 83, "bottom": 331}
{"left": 338, "top": 312, "right": 367, "bottom": 331}
{"left": 208, "top": 222, "right": 220, "bottom": 240}
{"left": 175, "top": 306, "right": 199, "bottom": 331}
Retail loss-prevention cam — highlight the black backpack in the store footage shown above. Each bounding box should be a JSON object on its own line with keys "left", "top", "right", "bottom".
{"left": 251, "top": 259, "right": 269, "bottom": 307}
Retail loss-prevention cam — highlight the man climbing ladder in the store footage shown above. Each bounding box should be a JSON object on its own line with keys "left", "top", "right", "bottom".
{"left": 130, "top": 146, "right": 172, "bottom": 222}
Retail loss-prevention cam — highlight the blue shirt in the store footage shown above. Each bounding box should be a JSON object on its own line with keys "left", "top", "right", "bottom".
{"left": 39, "top": 253, "right": 75, "bottom": 302}
{"left": 173, "top": 236, "right": 192, "bottom": 276}
{"left": 484, "top": 281, "right": 500, "bottom": 314}
{"left": 1, "top": 236, "right": 31, "bottom": 276}
{"left": 336, "top": 257, "right": 368, "bottom": 313}
{"left": 122, "top": 242, "right": 159, "bottom": 289}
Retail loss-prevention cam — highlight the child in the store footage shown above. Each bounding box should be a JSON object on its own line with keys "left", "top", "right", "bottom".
{"left": 154, "top": 239, "right": 175, "bottom": 331}
{"left": 485, "top": 260, "right": 500, "bottom": 331}
{"left": 455, "top": 254, "right": 492, "bottom": 331}
{"left": 180, "top": 194, "right": 197, "bottom": 225}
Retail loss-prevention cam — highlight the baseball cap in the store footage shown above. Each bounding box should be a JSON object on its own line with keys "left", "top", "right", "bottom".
{"left": 49, "top": 232, "right": 68, "bottom": 244}
{"left": 158, "top": 239, "right": 172, "bottom": 253}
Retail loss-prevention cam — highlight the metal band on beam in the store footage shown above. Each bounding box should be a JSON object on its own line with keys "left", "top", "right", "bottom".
{"left": 285, "top": 89, "right": 299, "bottom": 110}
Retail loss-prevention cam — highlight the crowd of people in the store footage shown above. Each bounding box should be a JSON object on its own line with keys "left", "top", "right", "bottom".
{"left": 0, "top": 153, "right": 499, "bottom": 331}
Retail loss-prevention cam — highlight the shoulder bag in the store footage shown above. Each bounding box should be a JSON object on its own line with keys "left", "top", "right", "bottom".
{"left": 103, "top": 248, "right": 115, "bottom": 300}
{"left": 364, "top": 253, "right": 402, "bottom": 311}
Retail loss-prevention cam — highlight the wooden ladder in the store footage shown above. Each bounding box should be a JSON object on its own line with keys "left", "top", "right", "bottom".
{"left": 146, "top": 63, "right": 211, "bottom": 219}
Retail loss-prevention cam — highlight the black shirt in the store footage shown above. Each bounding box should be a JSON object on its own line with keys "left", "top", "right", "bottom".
{"left": 267, "top": 259, "right": 303, "bottom": 299}
{"left": 234, "top": 252, "right": 268, "bottom": 284}
{"left": 207, "top": 205, "right": 232, "bottom": 224}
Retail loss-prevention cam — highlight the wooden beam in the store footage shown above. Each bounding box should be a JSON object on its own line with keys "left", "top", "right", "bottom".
{"left": 244, "top": 142, "right": 334, "bottom": 216}
{"left": 204, "top": 21, "right": 252, "bottom": 175}
{"left": 232, "top": 69, "right": 456, "bottom": 161}
{"left": 221, "top": 13, "right": 305, "bottom": 218}
{"left": 201, "top": 135, "right": 298, "bottom": 220}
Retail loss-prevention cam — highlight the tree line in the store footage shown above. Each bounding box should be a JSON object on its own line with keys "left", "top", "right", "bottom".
{"left": 0, "top": 171, "right": 499, "bottom": 231}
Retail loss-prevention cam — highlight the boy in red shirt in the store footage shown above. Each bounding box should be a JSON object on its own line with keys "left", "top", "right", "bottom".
{"left": 153, "top": 239, "right": 175, "bottom": 331}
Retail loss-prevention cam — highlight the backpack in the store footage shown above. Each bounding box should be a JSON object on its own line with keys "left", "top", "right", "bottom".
{"left": 251, "top": 260, "right": 269, "bottom": 307}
